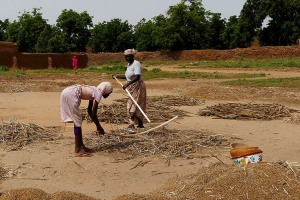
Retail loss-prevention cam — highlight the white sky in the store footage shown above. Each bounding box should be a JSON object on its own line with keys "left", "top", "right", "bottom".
{"left": 0, "top": 0, "right": 247, "bottom": 25}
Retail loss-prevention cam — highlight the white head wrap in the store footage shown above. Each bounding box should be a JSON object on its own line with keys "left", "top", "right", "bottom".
{"left": 96, "top": 82, "right": 113, "bottom": 95}
{"left": 124, "top": 49, "right": 137, "bottom": 56}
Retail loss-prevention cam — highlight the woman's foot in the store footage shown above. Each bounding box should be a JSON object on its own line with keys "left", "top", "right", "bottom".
{"left": 74, "top": 152, "right": 93, "bottom": 157}
{"left": 74, "top": 146, "right": 94, "bottom": 157}
{"left": 137, "top": 119, "right": 144, "bottom": 128}
{"left": 74, "top": 149, "right": 93, "bottom": 157}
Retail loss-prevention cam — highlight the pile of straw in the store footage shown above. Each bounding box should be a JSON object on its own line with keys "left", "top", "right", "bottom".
{"left": 198, "top": 102, "right": 298, "bottom": 120}
{"left": 116, "top": 162, "right": 300, "bottom": 200}
{"left": 0, "top": 119, "right": 58, "bottom": 151}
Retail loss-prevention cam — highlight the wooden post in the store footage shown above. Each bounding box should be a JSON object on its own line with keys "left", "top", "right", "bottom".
{"left": 12, "top": 56, "right": 18, "bottom": 69}
{"left": 48, "top": 57, "right": 53, "bottom": 69}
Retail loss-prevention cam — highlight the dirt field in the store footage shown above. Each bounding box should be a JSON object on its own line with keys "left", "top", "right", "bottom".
{"left": 0, "top": 65, "right": 300, "bottom": 200}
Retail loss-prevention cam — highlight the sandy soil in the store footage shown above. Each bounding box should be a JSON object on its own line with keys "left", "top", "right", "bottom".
{"left": 0, "top": 66, "right": 300, "bottom": 200}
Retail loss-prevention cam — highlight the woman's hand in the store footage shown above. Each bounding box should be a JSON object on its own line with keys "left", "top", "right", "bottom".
{"left": 122, "top": 83, "right": 128, "bottom": 90}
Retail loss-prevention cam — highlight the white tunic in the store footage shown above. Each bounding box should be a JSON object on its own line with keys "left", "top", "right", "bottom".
{"left": 125, "top": 60, "right": 142, "bottom": 81}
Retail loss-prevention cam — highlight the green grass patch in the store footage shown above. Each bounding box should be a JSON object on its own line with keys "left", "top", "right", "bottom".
{"left": 0, "top": 66, "right": 9, "bottom": 72}
{"left": 177, "top": 57, "right": 300, "bottom": 69}
{"left": 84, "top": 65, "right": 127, "bottom": 73}
{"left": 86, "top": 66, "right": 265, "bottom": 80}
{"left": 0, "top": 66, "right": 266, "bottom": 80}
{"left": 142, "top": 60, "right": 184, "bottom": 66}
{"left": 0, "top": 69, "right": 26, "bottom": 76}
{"left": 142, "top": 70, "right": 265, "bottom": 80}
{"left": 222, "top": 77, "right": 300, "bottom": 88}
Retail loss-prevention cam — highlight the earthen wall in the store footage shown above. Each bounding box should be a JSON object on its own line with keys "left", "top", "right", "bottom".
{"left": 1, "top": 41, "right": 299, "bottom": 69}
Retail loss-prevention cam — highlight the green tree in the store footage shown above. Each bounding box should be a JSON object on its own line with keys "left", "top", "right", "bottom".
{"left": 89, "top": 18, "right": 134, "bottom": 52}
{"left": 6, "top": 8, "right": 48, "bottom": 52}
{"left": 145, "top": 14, "right": 181, "bottom": 51}
{"left": 221, "top": 16, "right": 239, "bottom": 49}
{"left": 56, "top": 9, "right": 93, "bottom": 52}
{"left": 47, "top": 34, "right": 68, "bottom": 53}
{"left": 0, "top": 19, "right": 9, "bottom": 41}
{"left": 206, "top": 13, "right": 226, "bottom": 49}
{"left": 35, "top": 26, "right": 68, "bottom": 53}
{"left": 235, "top": 0, "right": 300, "bottom": 47}
{"left": 134, "top": 18, "right": 158, "bottom": 51}
{"left": 164, "top": 0, "right": 209, "bottom": 50}
{"left": 259, "top": 0, "right": 300, "bottom": 45}
{"left": 235, "top": 0, "right": 263, "bottom": 48}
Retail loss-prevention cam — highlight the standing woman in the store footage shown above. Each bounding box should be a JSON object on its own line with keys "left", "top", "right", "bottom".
{"left": 113, "top": 49, "right": 147, "bottom": 129}
{"left": 60, "top": 82, "right": 113, "bottom": 157}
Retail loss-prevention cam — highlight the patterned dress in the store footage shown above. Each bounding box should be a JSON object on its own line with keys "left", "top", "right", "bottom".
{"left": 125, "top": 60, "right": 147, "bottom": 124}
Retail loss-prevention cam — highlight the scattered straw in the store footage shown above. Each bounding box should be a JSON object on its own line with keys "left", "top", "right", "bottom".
{"left": 0, "top": 119, "right": 59, "bottom": 151}
{"left": 81, "top": 95, "right": 203, "bottom": 124}
{"left": 85, "top": 128, "right": 230, "bottom": 161}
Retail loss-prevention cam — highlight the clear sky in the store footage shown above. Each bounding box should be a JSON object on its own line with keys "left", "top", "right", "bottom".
{"left": 0, "top": 0, "right": 247, "bottom": 25}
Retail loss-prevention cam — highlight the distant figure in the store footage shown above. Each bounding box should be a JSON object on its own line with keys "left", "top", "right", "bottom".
{"left": 72, "top": 55, "right": 78, "bottom": 74}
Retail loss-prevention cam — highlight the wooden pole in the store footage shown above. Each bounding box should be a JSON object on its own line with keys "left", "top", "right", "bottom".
{"left": 109, "top": 116, "right": 178, "bottom": 138}
{"left": 113, "top": 76, "right": 151, "bottom": 123}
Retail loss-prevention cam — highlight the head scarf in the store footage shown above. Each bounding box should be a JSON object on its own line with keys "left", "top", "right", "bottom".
{"left": 124, "top": 49, "right": 137, "bottom": 56}
{"left": 96, "top": 82, "right": 113, "bottom": 95}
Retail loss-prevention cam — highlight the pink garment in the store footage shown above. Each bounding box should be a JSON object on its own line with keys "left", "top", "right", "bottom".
{"left": 60, "top": 85, "right": 102, "bottom": 127}
{"left": 72, "top": 56, "right": 78, "bottom": 69}
{"left": 60, "top": 83, "right": 113, "bottom": 127}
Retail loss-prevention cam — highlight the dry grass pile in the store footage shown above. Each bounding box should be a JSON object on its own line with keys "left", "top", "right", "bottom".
{"left": 1, "top": 162, "right": 299, "bottom": 200}
{"left": 0, "top": 188, "right": 99, "bottom": 200}
{"left": 86, "top": 128, "right": 230, "bottom": 160}
{"left": 115, "top": 162, "right": 300, "bottom": 200}
{"left": 198, "top": 103, "right": 298, "bottom": 120}
{"left": 0, "top": 119, "right": 59, "bottom": 151}
{"left": 81, "top": 95, "right": 202, "bottom": 124}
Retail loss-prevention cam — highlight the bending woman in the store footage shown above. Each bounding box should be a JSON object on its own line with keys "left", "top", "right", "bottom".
{"left": 60, "top": 82, "right": 113, "bottom": 157}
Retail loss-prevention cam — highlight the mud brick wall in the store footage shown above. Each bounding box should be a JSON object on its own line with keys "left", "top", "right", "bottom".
{"left": 178, "top": 46, "right": 300, "bottom": 60}
{"left": 18, "top": 53, "right": 88, "bottom": 69}
{"left": 0, "top": 42, "right": 88, "bottom": 69}
{"left": 0, "top": 42, "right": 19, "bottom": 68}
{"left": 1, "top": 41, "right": 300, "bottom": 69}
{"left": 87, "top": 46, "right": 300, "bottom": 66}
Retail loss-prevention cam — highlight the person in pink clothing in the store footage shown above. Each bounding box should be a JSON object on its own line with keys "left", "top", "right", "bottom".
{"left": 72, "top": 55, "right": 78, "bottom": 74}
{"left": 60, "top": 82, "right": 113, "bottom": 157}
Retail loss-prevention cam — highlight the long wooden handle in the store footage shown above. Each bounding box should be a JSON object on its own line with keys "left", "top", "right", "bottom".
{"left": 109, "top": 116, "right": 178, "bottom": 138}
{"left": 113, "top": 76, "right": 151, "bottom": 123}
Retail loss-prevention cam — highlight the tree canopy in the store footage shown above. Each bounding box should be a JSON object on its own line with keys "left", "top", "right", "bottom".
{"left": 1, "top": 0, "right": 299, "bottom": 53}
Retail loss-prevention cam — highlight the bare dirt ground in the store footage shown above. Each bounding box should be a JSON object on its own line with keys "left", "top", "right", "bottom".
{"left": 0, "top": 65, "right": 300, "bottom": 200}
